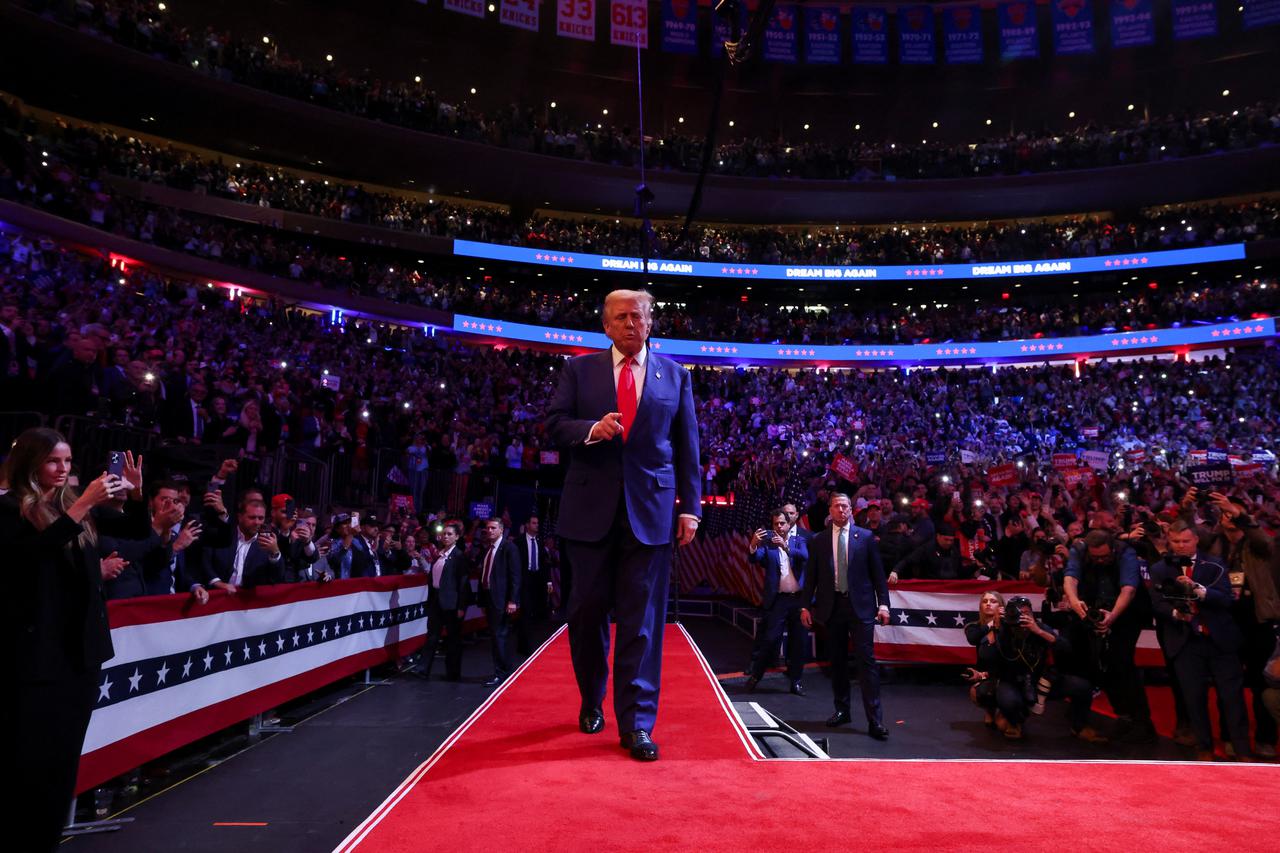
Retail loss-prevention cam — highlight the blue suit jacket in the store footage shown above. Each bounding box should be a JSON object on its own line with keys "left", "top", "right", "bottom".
{"left": 1149, "top": 553, "right": 1242, "bottom": 657}
{"left": 750, "top": 538, "right": 809, "bottom": 610}
{"left": 802, "top": 524, "right": 890, "bottom": 624}
{"left": 545, "top": 347, "right": 701, "bottom": 546}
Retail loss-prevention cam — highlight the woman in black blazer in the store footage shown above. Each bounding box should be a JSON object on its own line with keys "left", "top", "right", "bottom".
{"left": 1, "top": 429, "right": 148, "bottom": 852}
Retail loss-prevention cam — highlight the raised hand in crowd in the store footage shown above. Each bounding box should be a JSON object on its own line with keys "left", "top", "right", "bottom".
{"left": 100, "top": 551, "right": 127, "bottom": 582}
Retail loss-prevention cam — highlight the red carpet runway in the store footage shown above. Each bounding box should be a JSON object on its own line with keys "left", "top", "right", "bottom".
{"left": 337, "top": 624, "right": 1280, "bottom": 852}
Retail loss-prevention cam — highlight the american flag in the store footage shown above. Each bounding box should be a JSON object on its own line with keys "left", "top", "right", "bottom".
{"left": 677, "top": 530, "right": 760, "bottom": 604}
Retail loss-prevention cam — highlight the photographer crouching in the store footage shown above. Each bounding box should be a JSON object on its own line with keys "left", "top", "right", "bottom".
{"left": 1150, "top": 521, "right": 1254, "bottom": 761}
{"left": 1063, "top": 529, "right": 1157, "bottom": 743}
{"left": 965, "top": 594, "right": 1094, "bottom": 740}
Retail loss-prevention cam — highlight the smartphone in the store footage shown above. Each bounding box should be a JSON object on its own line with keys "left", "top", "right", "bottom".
{"left": 108, "top": 451, "right": 126, "bottom": 477}
{"left": 350, "top": 511, "right": 360, "bottom": 528}
{"left": 284, "top": 498, "right": 296, "bottom": 519}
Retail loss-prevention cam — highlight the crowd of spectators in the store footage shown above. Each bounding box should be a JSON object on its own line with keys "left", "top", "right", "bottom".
{"left": 3, "top": 228, "right": 1278, "bottom": 762}
{"left": 33, "top": 0, "right": 1280, "bottom": 181}
{"left": 2, "top": 108, "right": 1277, "bottom": 347}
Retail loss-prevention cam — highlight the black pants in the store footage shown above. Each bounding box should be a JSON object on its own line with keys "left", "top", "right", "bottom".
{"left": 12, "top": 669, "right": 98, "bottom": 853}
{"left": 422, "top": 593, "right": 463, "bottom": 680}
{"left": 749, "top": 593, "right": 807, "bottom": 681}
{"left": 516, "top": 570, "right": 548, "bottom": 655}
{"left": 1075, "top": 618, "right": 1152, "bottom": 725}
{"left": 992, "top": 671, "right": 1092, "bottom": 729}
{"left": 479, "top": 590, "right": 514, "bottom": 679}
{"left": 1240, "top": 618, "right": 1279, "bottom": 748}
{"left": 1173, "top": 634, "right": 1250, "bottom": 753}
{"left": 824, "top": 596, "right": 882, "bottom": 725}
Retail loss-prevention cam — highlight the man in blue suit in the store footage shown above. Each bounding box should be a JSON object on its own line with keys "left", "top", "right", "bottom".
{"left": 1150, "top": 521, "right": 1252, "bottom": 761}
{"left": 746, "top": 509, "right": 810, "bottom": 695}
{"left": 800, "top": 492, "right": 892, "bottom": 739}
{"left": 545, "top": 289, "right": 701, "bottom": 762}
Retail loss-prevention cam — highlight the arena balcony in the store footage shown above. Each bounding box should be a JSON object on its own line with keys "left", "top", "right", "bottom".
{"left": 3, "top": 2, "right": 1279, "bottom": 223}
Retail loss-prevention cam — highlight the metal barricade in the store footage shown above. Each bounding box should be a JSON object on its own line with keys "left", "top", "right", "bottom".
{"left": 54, "top": 415, "right": 161, "bottom": 478}
{"left": 0, "top": 410, "right": 45, "bottom": 452}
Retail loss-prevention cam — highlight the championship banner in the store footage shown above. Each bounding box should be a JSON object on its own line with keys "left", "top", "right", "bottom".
{"left": 762, "top": 4, "right": 800, "bottom": 63}
{"left": 444, "top": 0, "right": 487, "bottom": 18}
{"left": 804, "top": 6, "right": 842, "bottom": 64}
{"left": 1243, "top": 0, "right": 1280, "bottom": 27}
{"left": 500, "top": 0, "right": 540, "bottom": 32}
{"left": 1110, "top": 0, "right": 1155, "bottom": 47}
{"left": 1051, "top": 0, "right": 1095, "bottom": 55}
{"left": 611, "top": 0, "right": 649, "bottom": 47}
{"left": 876, "top": 581, "right": 1163, "bottom": 666}
{"left": 1172, "top": 0, "right": 1218, "bottom": 39}
{"left": 78, "top": 577, "right": 429, "bottom": 793}
{"left": 712, "top": 0, "right": 750, "bottom": 56}
{"left": 660, "top": 0, "right": 698, "bottom": 54}
{"left": 998, "top": 1, "right": 1039, "bottom": 59}
{"left": 557, "top": 0, "right": 596, "bottom": 41}
{"left": 851, "top": 6, "right": 890, "bottom": 64}
{"left": 898, "top": 5, "right": 936, "bottom": 64}
{"left": 943, "top": 5, "right": 984, "bottom": 64}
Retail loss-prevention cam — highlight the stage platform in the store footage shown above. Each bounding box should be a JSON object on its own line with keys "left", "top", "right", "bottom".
{"left": 339, "top": 624, "right": 1280, "bottom": 852}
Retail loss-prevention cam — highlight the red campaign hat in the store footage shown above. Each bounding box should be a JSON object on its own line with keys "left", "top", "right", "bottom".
{"left": 271, "top": 493, "right": 294, "bottom": 509}
{"left": 910, "top": 498, "right": 930, "bottom": 508}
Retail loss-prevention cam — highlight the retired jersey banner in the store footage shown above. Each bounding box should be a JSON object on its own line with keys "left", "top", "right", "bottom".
{"left": 898, "top": 5, "right": 936, "bottom": 64}
{"left": 877, "top": 581, "right": 1163, "bottom": 666}
{"left": 78, "top": 577, "right": 429, "bottom": 793}
{"left": 557, "top": 0, "right": 596, "bottom": 41}
{"left": 611, "top": 0, "right": 649, "bottom": 47}
{"left": 1110, "top": 0, "right": 1155, "bottom": 47}
{"left": 660, "top": 0, "right": 699, "bottom": 53}
{"left": 1243, "top": 0, "right": 1280, "bottom": 27}
{"left": 1052, "top": 0, "right": 1094, "bottom": 54}
{"left": 943, "top": 5, "right": 984, "bottom": 64}
{"left": 712, "top": 0, "right": 750, "bottom": 56}
{"left": 1172, "top": 0, "right": 1218, "bottom": 39}
{"left": 444, "top": 0, "right": 487, "bottom": 18}
{"left": 501, "top": 0, "right": 540, "bottom": 31}
{"left": 998, "top": 1, "right": 1039, "bottom": 59}
{"left": 763, "top": 5, "right": 800, "bottom": 62}
{"left": 804, "top": 6, "right": 843, "bottom": 64}
{"left": 851, "top": 6, "right": 890, "bottom": 63}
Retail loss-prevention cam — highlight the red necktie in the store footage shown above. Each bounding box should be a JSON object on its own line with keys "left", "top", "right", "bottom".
{"left": 618, "top": 357, "right": 637, "bottom": 442}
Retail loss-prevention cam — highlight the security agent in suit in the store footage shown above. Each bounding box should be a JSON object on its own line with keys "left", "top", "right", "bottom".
{"left": 421, "top": 520, "right": 471, "bottom": 680}
{"left": 545, "top": 289, "right": 701, "bottom": 762}
{"left": 800, "top": 492, "right": 893, "bottom": 739}
{"left": 516, "top": 515, "right": 552, "bottom": 655}
{"left": 746, "top": 509, "right": 810, "bottom": 694}
{"left": 472, "top": 517, "right": 522, "bottom": 686}
{"left": 1150, "top": 522, "right": 1253, "bottom": 760}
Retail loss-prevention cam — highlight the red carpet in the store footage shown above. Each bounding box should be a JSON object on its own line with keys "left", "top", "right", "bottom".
{"left": 339, "top": 625, "right": 1280, "bottom": 852}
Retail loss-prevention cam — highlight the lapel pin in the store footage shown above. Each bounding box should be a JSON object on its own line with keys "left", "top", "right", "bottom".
{"left": 655, "top": 371, "right": 662, "bottom": 380}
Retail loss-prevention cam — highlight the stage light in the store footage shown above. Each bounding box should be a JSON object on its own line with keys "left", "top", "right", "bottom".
{"left": 1127, "top": 103, "right": 1135, "bottom": 111}
{"left": 1222, "top": 89, "right": 1230, "bottom": 96}
{"left": 931, "top": 121, "right": 938, "bottom": 128}
{"left": 602, "top": 108, "right": 609, "bottom": 115}
{"left": 414, "top": 75, "right": 422, "bottom": 83}
{"left": 403, "top": 402, "right": 411, "bottom": 409}
{"left": 803, "top": 123, "right": 810, "bottom": 130}
{"left": 1068, "top": 111, "right": 1076, "bottom": 118}
{"left": 985, "top": 119, "right": 991, "bottom": 125}
{"left": 549, "top": 101, "right": 557, "bottom": 108}
{"left": 854, "top": 123, "right": 860, "bottom": 130}
{"left": 678, "top": 117, "right": 685, "bottom": 123}
{"left": 326, "top": 54, "right": 334, "bottom": 62}
{"left": 728, "top": 119, "right": 735, "bottom": 127}
{"left": 263, "top": 35, "right": 271, "bottom": 44}
{"left": 158, "top": 2, "right": 166, "bottom": 9}
{"left": 488, "top": 2, "right": 495, "bottom": 9}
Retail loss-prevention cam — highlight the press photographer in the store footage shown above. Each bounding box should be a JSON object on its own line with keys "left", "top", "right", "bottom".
{"left": 745, "top": 509, "right": 810, "bottom": 695}
{"left": 1150, "top": 521, "right": 1254, "bottom": 761}
{"left": 1063, "top": 529, "right": 1157, "bottom": 743}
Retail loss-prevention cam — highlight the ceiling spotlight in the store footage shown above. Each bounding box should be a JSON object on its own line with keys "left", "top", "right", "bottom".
{"left": 325, "top": 54, "right": 333, "bottom": 62}
{"left": 931, "top": 121, "right": 939, "bottom": 128}
{"left": 549, "top": 100, "right": 557, "bottom": 108}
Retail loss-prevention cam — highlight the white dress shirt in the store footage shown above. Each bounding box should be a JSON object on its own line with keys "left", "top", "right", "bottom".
{"left": 777, "top": 545, "right": 799, "bottom": 594}
{"left": 432, "top": 545, "right": 455, "bottom": 590}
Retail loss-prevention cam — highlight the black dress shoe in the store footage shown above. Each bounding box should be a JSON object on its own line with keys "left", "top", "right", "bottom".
{"left": 482, "top": 675, "right": 505, "bottom": 688}
{"left": 868, "top": 722, "right": 890, "bottom": 741}
{"left": 620, "top": 730, "right": 659, "bottom": 761}
{"left": 790, "top": 681, "right": 805, "bottom": 696}
{"left": 826, "top": 710, "right": 851, "bottom": 727}
{"left": 579, "top": 706, "right": 605, "bottom": 734}
{"left": 744, "top": 675, "right": 760, "bottom": 693}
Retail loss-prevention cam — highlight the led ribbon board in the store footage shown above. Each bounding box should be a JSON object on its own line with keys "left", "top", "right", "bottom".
{"left": 454, "top": 315, "right": 1277, "bottom": 364}
{"left": 453, "top": 240, "right": 1247, "bottom": 282}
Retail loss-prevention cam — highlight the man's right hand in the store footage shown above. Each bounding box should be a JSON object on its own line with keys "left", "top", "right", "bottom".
{"left": 749, "top": 529, "right": 766, "bottom": 550}
{"left": 216, "top": 458, "right": 239, "bottom": 480}
{"left": 1071, "top": 599, "right": 1089, "bottom": 620}
{"left": 204, "top": 489, "right": 227, "bottom": 517}
{"left": 800, "top": 608, "right": 813, "bottom": 629}
{"left": 589, "top": 412, "right": 625, "bottom": 442}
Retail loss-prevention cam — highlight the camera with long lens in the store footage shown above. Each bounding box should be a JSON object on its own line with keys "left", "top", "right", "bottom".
{"left": 1003, "top": 596, "right": 1035, "bottom": 631}
{"left": 1156, "top": 575, "right": 1200, "bottom": 609}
